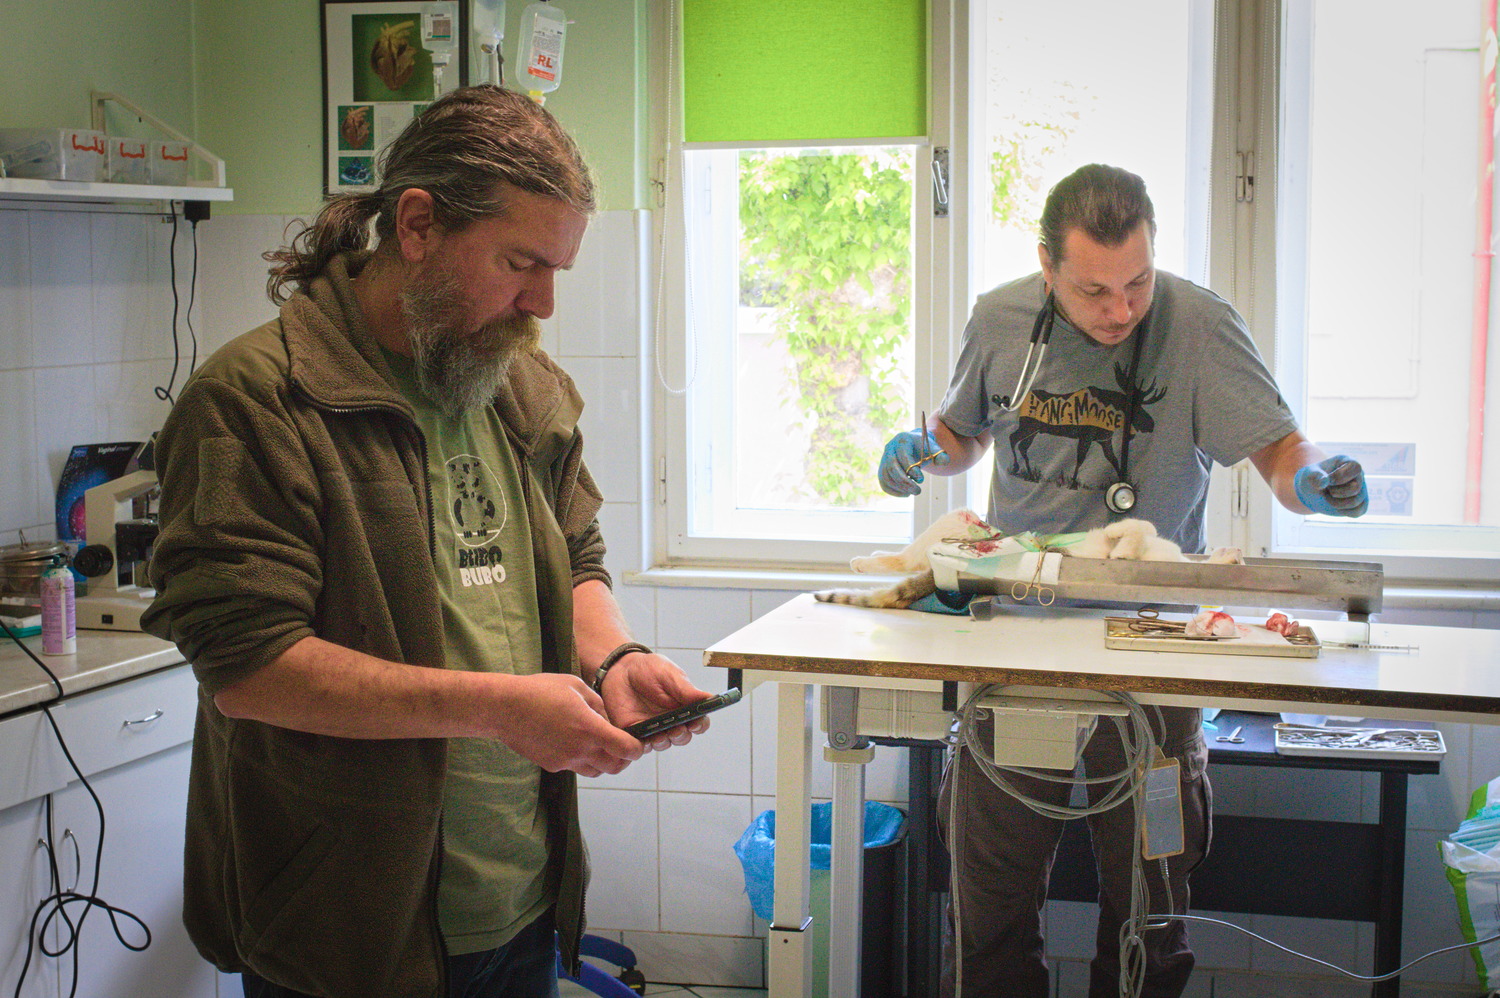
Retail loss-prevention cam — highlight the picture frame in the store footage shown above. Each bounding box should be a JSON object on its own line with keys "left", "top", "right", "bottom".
{"left": 321, "top": 0, "right": 466, "bottom": 195}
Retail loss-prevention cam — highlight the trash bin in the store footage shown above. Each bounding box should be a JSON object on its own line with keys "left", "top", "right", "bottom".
{"left": 734, "top": 801, "right": 906, "bottom": 998}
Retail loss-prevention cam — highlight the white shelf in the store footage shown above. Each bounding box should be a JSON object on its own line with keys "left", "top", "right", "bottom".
{"left": 0, "top": 176, "right": 233, "bottom": 205}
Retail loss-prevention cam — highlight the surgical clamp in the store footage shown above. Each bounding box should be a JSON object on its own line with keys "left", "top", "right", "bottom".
{"left": 1216, "top": 725, "right": 1245, "bottom": 743}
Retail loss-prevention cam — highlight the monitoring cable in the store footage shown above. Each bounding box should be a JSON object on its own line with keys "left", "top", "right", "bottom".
{"left": 947, "top": 684, "right": 1500, "bottom": 996}
{"left": 0, "top": 618, "right": 151, "bottom": 998}
{"left": 947, "top": 685, "right": 1164, "bottom": 997}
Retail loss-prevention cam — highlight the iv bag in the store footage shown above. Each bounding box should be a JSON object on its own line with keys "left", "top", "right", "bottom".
{"left": 514, "top": 1, "right": 566, "bottom": 102}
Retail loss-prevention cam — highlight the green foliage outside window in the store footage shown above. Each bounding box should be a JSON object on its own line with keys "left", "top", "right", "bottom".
{"left": 739, "top": 150, "right": 913, "bottom": 506}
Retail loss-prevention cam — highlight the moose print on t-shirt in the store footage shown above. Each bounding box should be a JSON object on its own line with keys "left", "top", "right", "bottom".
{"left": 998, "top": 362, "right": 1167, "bottom": 490}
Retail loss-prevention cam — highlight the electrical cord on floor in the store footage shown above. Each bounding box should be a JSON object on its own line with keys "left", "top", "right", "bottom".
{"left": 0, "top": 617, "right": 151, "bottom": 998}
{"left": 1143, "top": 912, "right": 1500, "bottom": 984}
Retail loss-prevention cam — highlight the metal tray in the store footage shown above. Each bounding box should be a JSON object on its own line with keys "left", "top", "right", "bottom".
{"left": 1103, "top": 616, "right": 1322, "bottom": 658}
{"left": 957, "top": 554, "right": 1383, "bottom": 616}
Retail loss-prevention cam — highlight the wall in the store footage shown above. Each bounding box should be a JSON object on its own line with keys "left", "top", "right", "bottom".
{"left": 192, "top": 0, "right": 648, "bottom": 216}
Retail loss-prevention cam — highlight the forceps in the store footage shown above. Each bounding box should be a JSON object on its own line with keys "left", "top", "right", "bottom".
{"left": 1010, "top": 579, "right": 1056, "bottom": 606}
{"left": 904, "top": 411, "right": 947, "bottom": 476}
{"left": 1216, "top": 725, "right": 1246, "bottom": 743}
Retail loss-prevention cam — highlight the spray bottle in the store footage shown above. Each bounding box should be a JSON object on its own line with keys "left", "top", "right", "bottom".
{"left": 39, "top": 555, "right": 75, "bottom": 657}
{"left": 514, "top": 1, "right": 567, "bottom": 103}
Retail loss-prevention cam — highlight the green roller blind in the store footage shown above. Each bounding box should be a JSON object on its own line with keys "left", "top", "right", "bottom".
{"left": 682, "top": 0, "right": 927, "bottom": 145}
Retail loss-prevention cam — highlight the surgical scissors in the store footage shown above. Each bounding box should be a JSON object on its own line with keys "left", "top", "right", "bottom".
{"left": 904, "top": 411, "right": 947, "bottom": 476}
{"left": 996, "top": 292, "right": 1057, "bottom": 411}
{"left": 1216, "top": 725, "right": 1245, "bottom": 743}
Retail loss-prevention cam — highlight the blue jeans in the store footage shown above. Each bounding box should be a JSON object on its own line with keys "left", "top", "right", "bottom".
{"left": 241, "top": 909, "right": 560, "bottom": 998}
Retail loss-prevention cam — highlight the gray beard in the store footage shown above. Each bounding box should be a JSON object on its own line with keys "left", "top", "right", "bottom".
{"left": 400, "top": 266, "right": 542, "bottom": 418}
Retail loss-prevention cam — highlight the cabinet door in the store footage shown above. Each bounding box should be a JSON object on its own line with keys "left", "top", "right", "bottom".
{"left": 52, "top": 742, "right": 218, "bottom": 998}
{"left": 0, "top": 796, "right": 64, "bottom": 997}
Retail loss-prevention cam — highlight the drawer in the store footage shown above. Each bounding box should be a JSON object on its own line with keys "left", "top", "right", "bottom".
{"left": 55, "top": 664, "right": 198, "bottom": 780}
{"left": 0, "top": 706, "right": 70, "bottom": 810}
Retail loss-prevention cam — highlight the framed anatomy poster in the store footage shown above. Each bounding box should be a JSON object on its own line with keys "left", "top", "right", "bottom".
{"left": 322, "top": 0, "right": 466, "bottom": 194}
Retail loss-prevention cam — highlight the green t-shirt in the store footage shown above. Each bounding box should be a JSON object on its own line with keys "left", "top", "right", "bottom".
{"left": 383, "top": 350, "right": 553, "bottom": 955}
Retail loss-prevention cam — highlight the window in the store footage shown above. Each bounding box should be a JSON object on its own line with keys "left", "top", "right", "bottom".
{"left": 653, "top": 0, "right": 1498, "bottom": 586}
{"left": 1269, "top": 0, "right": 1500, "bottom": 581}
{"left": 655, "top": 0, "right": 944, "bottom": 567}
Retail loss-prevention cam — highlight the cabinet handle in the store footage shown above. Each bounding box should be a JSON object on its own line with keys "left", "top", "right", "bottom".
{"left": 122, "top": 708, "right": 164, "bottom": 729}
{"left": 62, "top": 828, "right": 80, "bottom": 892}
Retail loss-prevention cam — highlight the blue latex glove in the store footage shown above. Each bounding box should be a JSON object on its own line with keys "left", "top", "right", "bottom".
{"left": 1293, "top": 454, "right": 1369, "bottom": 517}
{"left": 878, "top": 428, "right": 949, "bottom": 497}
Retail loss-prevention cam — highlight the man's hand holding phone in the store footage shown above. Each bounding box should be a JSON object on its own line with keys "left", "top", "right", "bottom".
{"left": 598, "top": 646, "right": 720, "bottom": 751}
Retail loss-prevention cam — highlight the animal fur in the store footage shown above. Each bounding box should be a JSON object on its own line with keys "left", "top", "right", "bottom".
{"left": 814, "top": 511, "right": 1242, "bottom": 609}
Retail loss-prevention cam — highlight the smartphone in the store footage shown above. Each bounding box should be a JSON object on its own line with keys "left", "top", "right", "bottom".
{"left": 625, "top": 688, "right": 743, "bottom": 740}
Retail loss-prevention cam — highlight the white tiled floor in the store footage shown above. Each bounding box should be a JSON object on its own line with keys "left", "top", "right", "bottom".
{"left": 559, "top": 983, "right": 766, "bottom": 998}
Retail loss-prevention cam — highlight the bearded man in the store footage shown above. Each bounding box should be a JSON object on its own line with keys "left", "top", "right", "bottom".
{"left": 143, "top": 85, "right": 708, "bottom": 998}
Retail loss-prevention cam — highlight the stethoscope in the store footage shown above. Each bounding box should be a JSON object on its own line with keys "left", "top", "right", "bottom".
{"left": 996, "top": 291, "right": 1152, "bottom": 515}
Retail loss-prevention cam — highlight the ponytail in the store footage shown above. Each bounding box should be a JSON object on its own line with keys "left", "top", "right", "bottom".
{"left": 264, "top": 190, "right": 385, "bottom": 304}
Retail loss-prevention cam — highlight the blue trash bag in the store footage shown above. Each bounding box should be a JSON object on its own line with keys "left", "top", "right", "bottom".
{"left": 733, "top": 800, "right": 906, "bottom": 922}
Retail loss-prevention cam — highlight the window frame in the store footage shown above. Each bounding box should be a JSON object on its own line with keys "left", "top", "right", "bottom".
{"left": 647, "top": 0, "right": 1500, "bottom": 591}
{"left": 646, "top": 0, "right": 963, "bottom": 570}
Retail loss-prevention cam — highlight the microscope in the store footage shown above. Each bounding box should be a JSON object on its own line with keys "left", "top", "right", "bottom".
{"left": 73, "top": 468, "right": 159, "bottom": 631}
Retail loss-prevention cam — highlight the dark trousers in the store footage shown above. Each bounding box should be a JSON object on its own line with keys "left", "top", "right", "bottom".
{"left": 937, "top": 707, "right": 1211, "bottom": 998}
{"left": 241, "top": 908, "right": 560, "bottom": 998}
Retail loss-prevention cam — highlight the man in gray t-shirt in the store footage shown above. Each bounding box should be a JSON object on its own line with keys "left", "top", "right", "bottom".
{"left": 877, "top": 164, "right": 1368, "bottom": 998}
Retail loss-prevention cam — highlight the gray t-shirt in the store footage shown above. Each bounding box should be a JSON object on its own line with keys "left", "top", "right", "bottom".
{"left": 938, "top": 271, "right": 1297, "bottom": 553}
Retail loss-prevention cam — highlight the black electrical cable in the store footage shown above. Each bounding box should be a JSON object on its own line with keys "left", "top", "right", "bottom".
{"left": 186, "top": 217, "right": 199, "bottom": 379}
{"left": 0, "top": 617, "right": 151, "bottom": 998}
{"left": 153, "top": 204, "right": 183, "bottom": 406}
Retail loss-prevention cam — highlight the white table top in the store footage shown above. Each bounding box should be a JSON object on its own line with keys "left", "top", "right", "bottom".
{"left": 0, "top": 628, "right": 183, "bottom": 716}
{"left": 704, "top": 594, "right": 1500, "bottom": 723}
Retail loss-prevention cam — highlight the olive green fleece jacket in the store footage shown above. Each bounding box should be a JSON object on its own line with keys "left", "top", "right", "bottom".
{"left": 142, "top": 252, "right": 609, "bottom": 997}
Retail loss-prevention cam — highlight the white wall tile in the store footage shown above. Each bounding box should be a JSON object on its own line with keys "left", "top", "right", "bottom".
{"left": 1379, "top": 607, "right": 1478, "bottom": 629}
{"left": 194, "top": 212, "right": 284, "bottom": 355}
{"left": 89, "top": 213, "right": 156, "bottom": 364}
{"left": 658, "top": 791, "right": 755, "bottom": 937}
{"left": 656, "top": 645, "right": 752, "bottom": 796}
{"left": 579, "top": 787, "right": 661, "bottom": 932}
{"left": 597, "top": 500, "right": 644, "bottom": 579}
{"left": 1401, "top": 828, "right": 1474, "bottom": 984}
{"left": 1407, "top": 720, "right": 1469, "bottom": 832}
{"left": 93, "top": 361, "right": 173, "bottom": 443}
{"left": 656, "top": 587, "right": 752, "bottom": 651}
{"left": 0, "top": 369, "right": 40, "bottom": 537}
{"left": 1238, "top": 766, "right": 1363, "bottom": 823}
{"left": 613, "top": 583, "right": 658, "bottom": 648}
{"left": 616, "top": 931, "right": 764, "bottom": 989}
{"left": 750, "top": 589, "right": 800, "bottom": 620}
{"left": 31, "top": 365, "right": 102, "bottom": 528}
{"left": 1244, "top": 914, "right": 1360, "bottom": 978}
{"left": 567, "top": 355, "right": 641, "bottom": 504}
{"left": 556, "top": 210, "right": 647, "bottom": 359}
{"left": 28, "top": 211, "right": 93, "bottom": 369}
{"left": 1184, "top": 905, "right": 1254, "bottom": 971}
{"left": 1470, "top": 722, "right": 1500, "bottom": 802}
{"left": 0, "top": 212, "right": 33, "bottom": 372}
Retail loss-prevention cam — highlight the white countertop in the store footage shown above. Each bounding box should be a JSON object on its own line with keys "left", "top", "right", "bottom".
{"left": 0, "top": 628, "right": 184, "bottom": 716}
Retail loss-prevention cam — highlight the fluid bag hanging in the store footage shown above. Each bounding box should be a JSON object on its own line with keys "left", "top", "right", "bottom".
{"left": 514, "top": 1, "right": 566, "bottom": 103}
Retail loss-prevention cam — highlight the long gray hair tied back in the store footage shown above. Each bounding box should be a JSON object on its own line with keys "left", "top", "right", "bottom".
{"left": 265, "top": 84, "right": 596, "bottom": 304}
